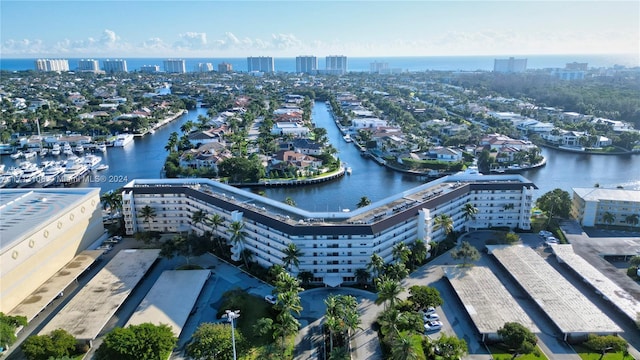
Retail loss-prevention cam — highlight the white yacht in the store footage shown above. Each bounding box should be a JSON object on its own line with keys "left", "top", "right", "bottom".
{"left": 114, "top": 134, "right": 134, "bottom": 147}
{"left": 83, "top": 154, "right": 102, "bottom": 170}
{"left": 95, "top": 164, "right": 109, "bottom": 171}
{"left": 41, "top": 164, "right": 65, "bottom": 187}
{"left": 75, "top": 144, "right": 85, "bottom": 153}
{"left": 40, "top": 147, "right": 48, "bottom": 156}
{"left": 23, "top": 150, "right": 37, "bottom": 159}
{"left": 343, "top": 134, "right": 353, "bottom": 142}
{"left": 10, "top": 151, "right": 23, "bottom": 159}
{"left": 0, "top": 164, "right": 5, "bottom": 174}
{"left": 96, "top": 143, "right": 107, "bottom": 153}
{"left": 62, "top": 143, "right": 74, "bottom": 155}
{"left": 60, "top": 157, "right": 89, "bottom": 185}
{"left": 16, "top": 166, "right": 45, "bottom": 187}
{"left": 51, "top": 143, "right": 61, "bottom": 156}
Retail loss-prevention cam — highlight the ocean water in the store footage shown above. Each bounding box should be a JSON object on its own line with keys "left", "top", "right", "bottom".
{"left": 1, "top": 54, "right": 637, "bottom": 73}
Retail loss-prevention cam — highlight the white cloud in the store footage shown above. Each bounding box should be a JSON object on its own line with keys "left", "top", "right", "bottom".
{"left": 174, "top": 32, "right": 208, "bottom": 50}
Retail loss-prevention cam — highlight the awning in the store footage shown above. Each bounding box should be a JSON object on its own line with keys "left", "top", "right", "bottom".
{"left": 323, "top": 274, "right": 343, "bottom": 287}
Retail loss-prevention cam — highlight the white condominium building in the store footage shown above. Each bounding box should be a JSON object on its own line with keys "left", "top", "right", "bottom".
{"left": 247, "top": 56, "right": 275, "bottom": 73}
{"left": 296, "top": 56, "right": 317, "bottom": 74}
{"left": 35, "top": 59, "right": 70, "bottom": 72}
{"left": 493, "top": 57, "right": 527, "bottom": 73}
{"left": 571, "top": 187, "right": 640, "bottom": 227}
{"left": 77, "top": 59, "right": 100, "bottom": 73}
{"left": 122, "top": 173, "right": 535, "bottom": 286}
{"left": 103, "top": 59, "right": 128, "bottom": 73}
{"left": 163, "top": 59, "right": 186, "bottom": 73}
{"left": 326, "top": 55, "right": 348, "bottom": 75}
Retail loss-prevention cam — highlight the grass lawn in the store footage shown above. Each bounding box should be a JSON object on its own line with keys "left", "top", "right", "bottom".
{"left": 573, "top": 344, "right": 633, "bottom": 360}
{"left": 218, "top": 289, "right": 276, "bottom": 346}
{"left": 487, "top": 344, "right": 549, "bottom": 360}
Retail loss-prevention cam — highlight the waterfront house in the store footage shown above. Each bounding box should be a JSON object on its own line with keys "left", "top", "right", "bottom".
{"left": 271, "top": 122, "right": 310, "bottom": 137}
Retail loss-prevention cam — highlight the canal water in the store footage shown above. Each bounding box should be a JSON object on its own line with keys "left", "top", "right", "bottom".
{"left": 2, "top": 102, "right": 639, "bottom": 210}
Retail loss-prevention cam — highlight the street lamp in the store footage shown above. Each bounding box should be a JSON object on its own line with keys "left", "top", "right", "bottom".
{"left": 223, "top": 309, "right": 240, "bottom": 360}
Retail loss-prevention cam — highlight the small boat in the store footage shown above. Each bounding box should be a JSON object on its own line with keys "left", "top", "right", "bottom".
{"left": 96, "top": 143, "right": 107, "bottom": 153}
{"left": 10, "top": 151, "right": 23, "bottom": 159}
{"left": 95, "top": 164, "right": 109, "bottom": 171}
{"left": 148, "top": 129, "right": 155, "bottom": 134}
{"left": 40, "top": 148, "right": 48, "bottom": 156}
{"left": 51, "top": 143, "right": 61, "bottom": 156}
{"left": 75, "top": 144, "right": 85, "bottom": 153}
{"left": 346, "top": 167, "right": 352, "bottom": 175}
{"left": 23, "top": 150, "right": 37, "bottom": 159}
{"left": 343, "top": 134, "right": 353, "bottom": 142}
{"left": 0, "top": 164, "right": 5, "bottom": 173}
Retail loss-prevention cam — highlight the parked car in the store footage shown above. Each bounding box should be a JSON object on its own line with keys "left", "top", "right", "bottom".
{"left": 421, "top": 306, "right": 437, "bottom": 315}
{"left": 424, "top": 320, "right": 443, "bottom": 332}
{"left": 424, "top": 313, "right": 440, "bottom": 322}
{"left": 539, "top": 230, "right": 552, "bottom": 238}
{"left": 265, "top": 295, "right": 277, "bottom": 304}
{"left": 545, "top": 236, "right": 559, "bottom": 246}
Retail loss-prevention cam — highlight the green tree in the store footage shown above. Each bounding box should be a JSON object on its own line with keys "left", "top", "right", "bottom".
{"left": 603, "top": 211, "right": 616, "bottom": 228}
{"left": 375, "top": 278, "right": 404, "bottom": 310}
{"left": 390, "top": 332, "right": 419, "bottom": 360}
{"left": 206, "top": 213, "right": 225, "bottom": 252}
{"left": 409, "top": 239, "right": 428, "bottom": 269}
{"left": 408, "top": 285, "right": 444, "bottom": 310}
{"left": 629, "top": 255, "right": 640, "bottom": 267}
{"left": 434, "top": 213, "right": 454, "bottom": 239}
{"left": 160, "top": 233, "right": 210, "bottom": 265}
{"left": 282, "top": 243, "right": 304, "bottom": 272}
{"left": 21, "top": 329, "right": 76, "bottom": 360}
{"left": 186, "top": 322, "right": 247, "bottom": 360}
{"left": 536, "top": 188, "right": 572, "bottom": 220}
{"left": 95, "top": 323, "right": 177, "bottom": 360}
{"left": 354, "top": 268, "right": 371, "bottom": 286}
{"left": 450, "top": 241, "right": 481, "bottom": 266}
{"left": 625, "top": 214, "right": 639, "bottom": 229}
{"left": 434, "top": 333, "right": 468, "bottom": 360}
{"left": 583, "top": 334, "right": 628, "bottom": 353}
{"left": 284, "top": 196, "right": 296, "bottom": 207}
{"left": 497, "top": 322, "right": 537, "bottom": 359}
{"left": 190, "top": 209, "right": 207, "bottom": 234}
{"left": 392, "top": 242, "right": 411, "bottom": 264}
{"left": 357, "top": 196, "right": 371, "bottom": 208}
{"left": 139, "top": 205, "right": 157, "bottom": 230}
{"left": 463, "top": 203, "right": 478, "bottom": 232}
{"left": 368, "top": 253, "right": 385, "bottom": 280}
{"left": 297, "top": 270, "right": 313, "bottom": 286}
{"left": 228, "top": 221, "right": 249, "bottom": 267}
{"left": 0, "top": 312, "right": 27, "bottom": 350}
{"left": 165, "top": 131, "right": 179, "bottom": 153}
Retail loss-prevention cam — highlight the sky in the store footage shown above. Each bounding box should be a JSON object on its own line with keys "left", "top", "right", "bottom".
{"left": 1, "top": 1, "right": 638, "bottom": 59}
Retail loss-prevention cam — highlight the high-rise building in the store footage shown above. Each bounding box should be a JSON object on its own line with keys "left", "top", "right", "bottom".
{"left": 565, "top": 62, "right": 588, "bottom": 71}
{"left": 195, "top": 63, "right": 213, "bottom": 72}
{"left": 35, "top": 59, "right": 70, "bottom": 72}
{"left": 493, "top": 57, "right": 527, "bottom": 73}
{"left": 163, "top": 59, "right": 186, "bottom": 73}
{"left": 247, "top": 56, "right": 274, "bottom": 73}
{"left": 325, "top": 55, "right": 348, "bottom": 75}
{"left": 103, "top": 59, "right": 128, "bottom": 73}
{"left": 370, "top": 61, "right": 389, "bottom": 74}
{"left": 296, "top": 56, "right": 317, "bottom": 74}
{"left": 218, "top": 62, "right": 233, "bottom": 73}
{"left": 140, "top": 65, "right": 160, "bottom": 74}
{"left": 77, "top": 59, "right": 100, "bottom": 73}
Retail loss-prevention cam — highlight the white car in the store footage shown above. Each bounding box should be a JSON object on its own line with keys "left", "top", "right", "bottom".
{"left": 264, "top": 295, "right": 277, "bottom": 304}
{"left": 424, "top": 320, "right": 443, "bottom": 332}
{"left": 423, "top": 313, "right": 440, "bottom": 322}
{"left": 539, "top": 230, "right": 552, "bottom": 238}
{"left": 421, "top": 306, "right": 437, "bottom": 315}
{"left": 545, "top": 236, "right": 559, "bottom": 246}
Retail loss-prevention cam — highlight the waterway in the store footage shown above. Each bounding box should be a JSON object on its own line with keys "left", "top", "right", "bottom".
{"left": 2, "top": 102, "right": 639, "bottom": 210}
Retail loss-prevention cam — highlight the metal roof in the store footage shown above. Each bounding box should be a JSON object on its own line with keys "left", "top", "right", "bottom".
{"left": 489, "top": 245, "right": 621, "bottom": 335}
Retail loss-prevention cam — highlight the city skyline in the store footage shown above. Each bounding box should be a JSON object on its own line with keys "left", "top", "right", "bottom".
{"left": 1, "top": 1, "right": 638, "bottom": 60}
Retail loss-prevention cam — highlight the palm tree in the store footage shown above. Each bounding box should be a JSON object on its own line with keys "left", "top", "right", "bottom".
{"left": 165, "top": 131, "right": 179, "bottom": 153}
{"left": 228, "top": 221, "right": 248, "bottom": 266}
{"left": 625, "top": 214, "right": 639, "bottom": 230}
{"left": 375, "top": 278, "right": 403, "bottom": 310}
{"left": 434, "top": 213, "right": 454, "bottom": 239}
{"left": 390, "top": 332, "right": 419, "bottom": 360}
{"left": 462, "top": 203, "right": 478, "bottom": 232}
{"left": 190, "top": 209, "right": 207, "bottom": 234}
{"left": 354, "top": 268, "right": 370, "bottom": 286}
{"left": 368, "top": 253, "right": 385, "bottom": 280}
{"left": 282, "top": 243, "right": 304, "bottom": 272}
{"left": 356, "top": 196, "right": 371, "bottom": 208}
{"left": 409, "top": 239, "right": 428, "bottom": 269}
{"left": 392, "top": 242, "right": 410, "bottom": 264}
{"left": 297, "top": 271, "right": 313, "bottom": 286}
{"left": 602, "top": 211, "right": 616, "bottom": 228}
{"left": 273, "top": 311, "right": 300, "bottom": 348}
{"left": 180, "top": 120, "right": 195, "bottom": 134}
{"left": 139, "top": 205, "right": 156, "bottom": 230}
{"left": 206, "top": 213, "right": 225, "bottom": 252}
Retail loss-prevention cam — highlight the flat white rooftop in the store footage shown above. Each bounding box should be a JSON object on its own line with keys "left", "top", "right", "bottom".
{"left": 489, "top": 245, "right": 621, "bottom": 335}
{"left": 9, "top": 250, "right": 103, "bottom": 322}
{"left": 125, "top": 270, "right": 210, "bottom": 337}
{"left": 551, "top": 244, "right": 640, "bottom": 323}
{"left": 39, "top": 249, "right": 160, "bottom": 340}
{"left": 444, "top": 266, "right": 539, "bottom": 335}
{"left": 573, "top": 187, "right": 640, "bottom": 202}
{"left": 0, "top": 188, "right": 100, "bottom": 253}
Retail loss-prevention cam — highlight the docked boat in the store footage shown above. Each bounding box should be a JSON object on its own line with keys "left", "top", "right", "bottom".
{"left": 75, "top": 144, "right": 85, "bottom": 153}
{"left": 0, "top": 173, "right": 14, "bottom": 188}
{"left": 343, "top": 134, "right": 353, "bottom": 142}
{"left": 346, "top": 167, "right": 352, "bottom": 175}
{"left": 16, "top": 166, "right": 45, "bottom": 187}
{"left": 96, "top": 143, "right": 107, "bottom": 153}
{"left": 23, "top": 150, "right": 37, "bottom": 159}
{"left": 10, "top": 151, "right": 23, "bottom": 159}
{"left": 95, "top": 164, "right": 109, "bottom": 171}
{"left": 114, "top": 134, "right": 134, "bottom": 147}
{"left": 0, "top": 164, "right": 5, "bottom": 174}
{"left": 83, "top": 154, "right": 102, "bottom": 170}
{"left": 59, "top": 157, "right": 89, "bottom": 185}
{"left": 40, "top": 148, "right": 48, "bottom": 157}
{"left": 51, "top": 143, "right": 61, "bottom": 156}
{"left": 41, "top": 164, "right": 65, "bottom": 187}
{"left": 62, "top": 143, "right": 74, "bottom": 155}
